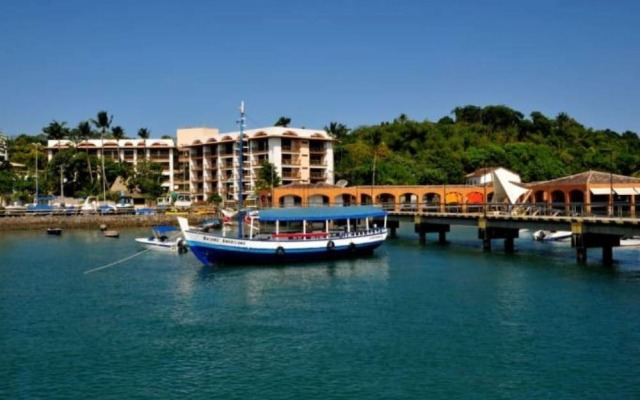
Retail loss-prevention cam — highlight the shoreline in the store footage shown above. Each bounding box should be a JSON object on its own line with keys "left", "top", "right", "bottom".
{"left": 0, "top": 214, "right": 214, "bottom": 231}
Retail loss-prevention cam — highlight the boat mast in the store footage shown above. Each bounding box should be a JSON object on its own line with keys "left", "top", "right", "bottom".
{"left": 237, "top": 101, "right": 245, "bottom": 239}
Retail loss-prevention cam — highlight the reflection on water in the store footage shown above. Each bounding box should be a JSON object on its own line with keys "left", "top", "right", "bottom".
{"left": 191, "top": 255, "right": 391, "bottom": 305}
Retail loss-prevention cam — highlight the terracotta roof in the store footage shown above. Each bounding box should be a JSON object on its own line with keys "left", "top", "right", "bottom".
{"left": 531, "top": 170, "right": 640, "bottom": 187}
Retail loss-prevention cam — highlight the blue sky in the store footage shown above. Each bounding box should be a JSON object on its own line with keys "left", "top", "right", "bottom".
{"left": 1, "top": 0, "right": 639, "bottom": 138}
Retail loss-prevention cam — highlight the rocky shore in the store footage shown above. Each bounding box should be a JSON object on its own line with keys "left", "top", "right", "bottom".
{"left": 0, "top": 214, "right": 215, "bottom": 231}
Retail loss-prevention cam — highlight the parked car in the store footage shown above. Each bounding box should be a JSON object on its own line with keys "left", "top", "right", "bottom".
{"left": 173, "top": 193, "right": 192, "bottom": 211}
{"left": 156, "top": 196, "right": 172, "bottom": 213}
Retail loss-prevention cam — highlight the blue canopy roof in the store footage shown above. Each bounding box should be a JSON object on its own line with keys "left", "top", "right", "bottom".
{"left": 153, "top": 225, "right": 179, "bottom": 234}
{"left": 256, "top": 206, "right": 386, "bottom": 222}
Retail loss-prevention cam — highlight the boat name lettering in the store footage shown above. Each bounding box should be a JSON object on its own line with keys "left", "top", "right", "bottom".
{"left": 201, "top": 236, "right": 245, "bottom": 246}
{"left": 222, "top": 238, "right": 245, "bottom": 246}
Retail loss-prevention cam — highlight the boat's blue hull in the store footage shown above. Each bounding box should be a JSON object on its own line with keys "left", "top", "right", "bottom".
{"left": 187, "top": 241, "right": 383, "bottom": 266}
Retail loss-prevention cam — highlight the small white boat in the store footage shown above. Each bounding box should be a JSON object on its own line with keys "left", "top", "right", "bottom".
{"left": 135, "top": 226, "right": 187, "bottom": 253}
{"left": 104, "top": 230, "right": 120, "bottom": 238}
{"left": 620, "top": 236, "right": 640, "bottom": 247}
{"left": 114, "top": 195, "right": 136, "bottom": 214}
{"left": 533, "top": 230, "right": 572, "bottom": 242}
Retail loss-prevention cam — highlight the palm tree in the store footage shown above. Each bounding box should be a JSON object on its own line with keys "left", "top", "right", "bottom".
{"left": 324, "top": 122, "right": 349, "bottom": 176}
{"left": 42, "top": 120, "right": 69, "bottom": 153}
{"left": 370, "top": 129, "right": 383, "bottom": 187}
{"left": 137, "top": 128, "right": 150, "bottom": 161}
{"left": 76, "top": 121, "right": 94, "bottom": 183}
{"left": 274, "top": 117, "right": 291, "bottom": 127}
{"left": 112, "top": 125, "right": 125, "bottom": 165}
{"left": 91, "top": 111, "right": 113, "bottom": 202}
{"left": 324, "top": 122, "right": 349, "bottom": 140}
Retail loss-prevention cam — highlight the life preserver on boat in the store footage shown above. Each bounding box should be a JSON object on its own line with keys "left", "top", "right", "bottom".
{"left": 327, "top": 240, "right": 335, "bottom": 251}
{"left": 275, "top": 246, "right": 285, "bottom": 256}
{"left": 348, "top": 242, "right": 356, "bottom": 252}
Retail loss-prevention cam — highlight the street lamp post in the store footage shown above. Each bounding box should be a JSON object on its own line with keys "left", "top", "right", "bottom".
{"left": 483, "top": 164, "right": 487, "bottom": 217}
{"left": 34, "top": 143, "right": 39, "bottom": 202}
{"left": 443, "top": 180, "right": 447, "bottom": 213}
{"left": 609, "top": 149, "right": 614, "bottom": 217}
{"left": 60, "top": 165, "right": 64, "bottom": 199}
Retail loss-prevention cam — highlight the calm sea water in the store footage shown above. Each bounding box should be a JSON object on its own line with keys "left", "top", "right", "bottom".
{"left": 1, "top": 224, "right": 639, "bottom": 399}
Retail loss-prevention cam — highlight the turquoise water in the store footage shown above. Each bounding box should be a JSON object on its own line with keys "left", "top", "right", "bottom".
{"left": 1, "top": 225, "right": 639, "bottom": 399}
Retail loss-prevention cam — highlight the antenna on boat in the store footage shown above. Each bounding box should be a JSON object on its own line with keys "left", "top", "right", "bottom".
{"left": 237, "top": 101, "right": 245, "bottom": 239}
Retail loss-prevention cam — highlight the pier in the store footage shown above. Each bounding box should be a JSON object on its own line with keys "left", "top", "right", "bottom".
{"left": 404, "top": 211, "right": 640, "bottom": 265}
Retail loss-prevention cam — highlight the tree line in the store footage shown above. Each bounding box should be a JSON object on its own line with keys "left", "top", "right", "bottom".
{"left": 324, "top": 105, "right": 639, "bottom": 186}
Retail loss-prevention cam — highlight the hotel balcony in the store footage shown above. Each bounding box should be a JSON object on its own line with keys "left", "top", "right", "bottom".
{"left": 309, "top": 160, "right": 326, "bottom": 166}
{"left": 281, "top": 158, "right": 301, "bottom": 166}
{"left": 281, "top": 145, "right": 301, "bottom": 153}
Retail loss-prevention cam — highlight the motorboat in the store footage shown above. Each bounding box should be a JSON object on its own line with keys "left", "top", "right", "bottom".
{"left": 113, "top": 195, "right": 136, "bottom": 214}
{"left": 135, "top": 226, "right": 187, "bottom": 253}
{"left": 5, "top": 202, "right": 27, "bottom": 216}
{"left": 46, "top": 227, "right": 62, "bottom": 235}
{"left": 533, "top": 230, "right": 572, "bottom": 242}
{"left": 27, "top": 196, "right": 64, "bottom": 215}
{"left": 192, "top": 218, "right": 222, "bottom": 232}
{"left": 620, "top": 236, "right": 640, "bottom": 247}
{"left": 177, "top": 205, "right": 388, "bottom": 265}
{"left": 80, "top": 196, "right": 116, "bottom": 215}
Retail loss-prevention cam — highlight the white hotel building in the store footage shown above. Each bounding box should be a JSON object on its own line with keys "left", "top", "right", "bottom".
{"left": 177, "top": 126, "right": 335, "bottom": 202}
{"left": 46, "top": 126, "right": 335, "bottom": 202}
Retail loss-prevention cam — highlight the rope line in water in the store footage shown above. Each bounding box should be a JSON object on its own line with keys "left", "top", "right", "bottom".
{"left": 84, "top": 248, "right": 151, "bottom": 274}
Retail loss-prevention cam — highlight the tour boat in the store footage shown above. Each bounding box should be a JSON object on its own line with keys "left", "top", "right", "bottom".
{"left": 135, "top": 226, "right": 187, "bottom": 253}
{"left": 177, "top": 206, "right": 388, "bottom": 265}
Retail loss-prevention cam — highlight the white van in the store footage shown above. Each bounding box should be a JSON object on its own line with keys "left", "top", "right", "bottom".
{"left": 173, "top": 193, "right": 192, "bottom": 211}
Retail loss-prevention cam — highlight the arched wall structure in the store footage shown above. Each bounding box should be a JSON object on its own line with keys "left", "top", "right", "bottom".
{"left": 267, "top": 170, "right": 640, "bottom": 217}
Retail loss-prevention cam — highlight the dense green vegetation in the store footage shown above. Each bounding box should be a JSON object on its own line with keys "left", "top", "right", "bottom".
{"left": 326, "top": 105, "right": 639, "bottom": 186}
{"left": 1, "top": 105, "right": 638, "bottom": 204}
